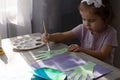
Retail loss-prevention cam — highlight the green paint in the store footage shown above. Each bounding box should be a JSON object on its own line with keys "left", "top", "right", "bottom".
{"left": 31, "top": 67, "right": 66, "bottom": 80}
{"left": 64, "top": 61, "right": 96, "bottom": 80}
{"left": 36, "top": 48, "right": 67, "bottom": 60}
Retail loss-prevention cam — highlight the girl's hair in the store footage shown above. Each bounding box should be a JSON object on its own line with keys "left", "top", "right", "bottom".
{"left": 79, "top": 0, "right": 113, "bottom": 24}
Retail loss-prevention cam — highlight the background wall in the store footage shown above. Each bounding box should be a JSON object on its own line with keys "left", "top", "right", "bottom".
{"left": 32, "top": 0, "right": 62, "bottom": 33}
{"left": 32, "top": 0, "right": 82, "bottom": 33}
{"left": 111, "top": 0, "right": 120, "bottom": 68}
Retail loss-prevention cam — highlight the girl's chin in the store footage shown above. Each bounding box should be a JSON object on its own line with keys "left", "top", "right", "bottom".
{"left": 89, "top": 30, "right": 98, "bottom": 34}
{"left": 88, "top": 29, "right": 93, "bottom": 32}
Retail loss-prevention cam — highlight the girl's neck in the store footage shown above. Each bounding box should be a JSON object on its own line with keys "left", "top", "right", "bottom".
{"left": 92, "top": 25, "right": 108, "bottom": 35}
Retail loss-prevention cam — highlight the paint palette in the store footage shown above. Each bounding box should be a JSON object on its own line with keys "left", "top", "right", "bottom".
{"left": 12, "top": 36, "right": 45, "bottom": 50}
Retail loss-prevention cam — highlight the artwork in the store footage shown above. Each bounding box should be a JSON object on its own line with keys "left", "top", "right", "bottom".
{"left": 31, "top": 53, "right": 112, "bottom": 80}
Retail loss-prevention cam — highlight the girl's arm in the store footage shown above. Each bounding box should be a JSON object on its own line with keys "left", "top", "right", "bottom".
{"left": 80, "top": 45, "right": 112, "bottom": 60}
{"left": 68, "top": 44, "right": 112, "bottom": 60}
{"left": 42, "top": 31, "right": 75, "bottom": 43}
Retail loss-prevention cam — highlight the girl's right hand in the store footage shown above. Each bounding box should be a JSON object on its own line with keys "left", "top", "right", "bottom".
{"left": 41, "top": 33, "right": 50, "bottom": 43}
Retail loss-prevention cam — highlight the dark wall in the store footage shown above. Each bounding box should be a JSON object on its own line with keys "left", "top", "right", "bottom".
{"left": 32, "top": 0, "right": 82, "bottom": 45}
{"left": 111, "top": 0, "right": 120, "bottom": 69}
{"left": 60, "top": 0, "right": 82, "bottom": 32}
{"left": 32, "top": 0, "right": 82, "bottom": 33}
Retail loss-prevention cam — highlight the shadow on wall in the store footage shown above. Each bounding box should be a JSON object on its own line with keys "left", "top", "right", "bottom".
{"left": 0, "top": 22, "right": 18, "bottom": 39}
{"left": 110, "top": 0, "right": 120, "bottom": 69}
{"left": 61, "top": 10, "right": 82, "bottom": 45}
{"left": 60, "top": 0, "right": 82, "bottom": 32}
{"left": 60, "top": 0, "right": 82, "bottom": 45}
{"left": 113, "top": 26, "right": 120, "bottom": 69}
{"left": 7, "top": 23, "right": 17, "bottom": 38}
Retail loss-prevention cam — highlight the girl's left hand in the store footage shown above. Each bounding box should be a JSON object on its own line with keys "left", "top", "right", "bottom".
{"left": 68, "top": 44, "right": 81, "bottom": 52}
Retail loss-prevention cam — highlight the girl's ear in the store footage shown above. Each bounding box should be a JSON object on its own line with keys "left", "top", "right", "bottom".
{"left": 103, "top": 13, "right": 113, "bottom": 24}
{"left": 105, "top": 18, "right": 109, "bottom": 24}
{"left": 106, "top": 15, "right": 112, "bottom": 24}
{"left": 106, "top": 8, "right": 114, "bottom": 24}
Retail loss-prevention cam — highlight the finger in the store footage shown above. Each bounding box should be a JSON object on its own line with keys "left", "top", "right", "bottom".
{"left": 38, "top": 51, "right": 48, "bottom": 54}
{"left": 36, "top": 53, "right": 46, "bottom": 57}
{"left": 36, "top": 56, "right": 47, "bottom": 60}
{"left": 68, "top": 45, "right": 76, "bottom": 51}
{"left": 35, "top": 54, "right": 47, "bottom": 58}
{"left": 82, "top": 75, "right": 87, "bottom": 80}
{"left": 68, "top": 47, "right": 78, "bottom": 52}
{"left": 36, "top": 56, "right": 46, "bottom": 59}
{"left": 41, "top": 33, "right": 49, "bottom": 43}
{"left": 89, "top": 73, "right": 94, "bottom": 79}
{"left": 68, "top": 72, "right": 76, "bottom": 80}
{"left": 75, "top": 74, "right": 82, "bottom": 80}
{"left": 68, "top": 44, "right": 80, "bottom": 52}
{"left": 43, "top": 33, "right": 48, "bottom": 42}
{"left": 68, "top": 44, "right": 79, "bottom": 48}
{"left": 72, "top": 47, "right": 80, "bottom": 52}
{"left": 68, "top": 44, "right": 76, "bottom": 48}
{"left": 64, "top": 68, "right": 73, "bottom": 72}
{"left": 36, "top": 54, "right": 47, "bottom": 58}
{"left": 68, "top": 48, "right": 75, "bottom": 52}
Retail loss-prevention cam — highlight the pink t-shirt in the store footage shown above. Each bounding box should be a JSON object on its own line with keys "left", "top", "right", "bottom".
{"left": 72, "top": 24, "right": 118, "bottom": 64}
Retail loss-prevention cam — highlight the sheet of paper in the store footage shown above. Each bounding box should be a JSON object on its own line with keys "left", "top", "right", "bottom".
{"left": 31, "top": 53, "right": 112, "bottom": 80}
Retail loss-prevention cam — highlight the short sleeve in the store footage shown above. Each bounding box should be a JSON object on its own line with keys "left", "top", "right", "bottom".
{"left": 103, "top": 28, "right": 118, "bottom": 47}
{"left": 71, "top": 24, "right": 84, "bottom": 39}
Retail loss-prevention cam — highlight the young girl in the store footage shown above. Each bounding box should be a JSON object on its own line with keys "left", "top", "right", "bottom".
{"left": 42, "top": 0, "right": 118, "bottom": 65}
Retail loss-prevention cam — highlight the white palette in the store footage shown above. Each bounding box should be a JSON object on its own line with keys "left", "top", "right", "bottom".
{"left": 12, "top": 36, "right": 45, "bottom": 50}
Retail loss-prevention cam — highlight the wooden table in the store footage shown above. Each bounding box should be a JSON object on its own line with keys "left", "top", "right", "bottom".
{"left": 0, "top": 33, "right": 120, "bottom": 80}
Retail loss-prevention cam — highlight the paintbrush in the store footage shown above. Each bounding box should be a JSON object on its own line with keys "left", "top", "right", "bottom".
{"left": 43, "top": 20, "right": 51, "bottom": 52}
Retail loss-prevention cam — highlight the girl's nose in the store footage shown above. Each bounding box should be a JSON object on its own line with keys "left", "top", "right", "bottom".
{"left": 84, "top": 21, "right": 90, "bottom": 27}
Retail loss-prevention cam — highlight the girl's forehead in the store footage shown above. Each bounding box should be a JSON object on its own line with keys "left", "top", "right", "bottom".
{"left": 80, "top": 4, "right": 94, "bottom": 14}
{"left": 80, "top": 5, "right": 100, "bottom": 19}
{"left": 80, "top": 9, "right": 98, "bottom": 19}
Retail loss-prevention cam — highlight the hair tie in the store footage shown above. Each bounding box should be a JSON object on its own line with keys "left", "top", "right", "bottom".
{"left": 81, "top": 0, "right": 105, "bottom": 8}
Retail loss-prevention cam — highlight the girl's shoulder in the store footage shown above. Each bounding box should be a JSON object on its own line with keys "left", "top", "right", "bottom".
{"left": 76, "top": 24, "right": 87, "bottom": 30}
{"left": 106, "top": 25, "right": 117, "bottom": 33}
{"left": 72, "top": 24, "right": 84, "bottom": 31}
{"left": 76, "top": 24, "right": 84, "bottom": 28}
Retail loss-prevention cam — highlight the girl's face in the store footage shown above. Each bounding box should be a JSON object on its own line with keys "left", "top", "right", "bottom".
{"left": 80, "top": 5, "right": 107, "bottom": 34}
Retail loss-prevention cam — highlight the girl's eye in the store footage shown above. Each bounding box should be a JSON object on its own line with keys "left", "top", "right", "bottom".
{"left": 82, "top": 18, "right": 85, "bottom": 21}
{"left": 82, "top": 18, "right": 86, "bottom": 21}
{"left": 88, "top": 19, "right": 96, "bottom": 22}
{"left": 82, "top": 18, "right": 96, "bottom": 22}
